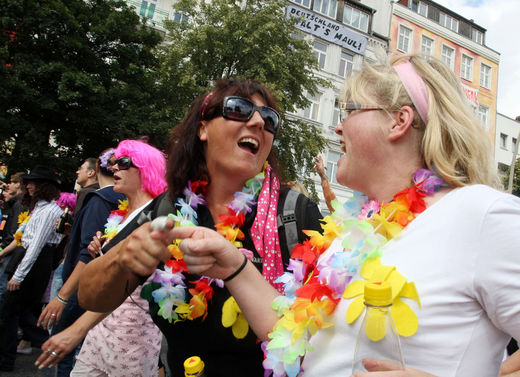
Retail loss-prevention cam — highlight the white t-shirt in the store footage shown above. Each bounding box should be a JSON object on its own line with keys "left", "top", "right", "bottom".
{"left": 302, "top": 185, "right": 520, "bottom": 377}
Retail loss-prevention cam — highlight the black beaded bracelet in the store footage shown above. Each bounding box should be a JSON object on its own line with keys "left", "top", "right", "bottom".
{"left": 223, "top": 254, "right": 248, "bottom": 282}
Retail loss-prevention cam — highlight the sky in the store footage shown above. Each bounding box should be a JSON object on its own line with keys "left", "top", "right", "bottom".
{"left": 433, "top": 0, "right": 519, "bottom": 119}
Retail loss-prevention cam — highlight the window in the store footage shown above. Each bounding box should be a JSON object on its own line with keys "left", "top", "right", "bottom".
{"left": 173, "top": 11, "right": 188, "bottom": 23}
{"left": 338, "top": 51, "right": 353, "bottom": 77}
{"left": 139, "top": 1, "right": 155, "bottom": 18}
{"left": 500, "top": 133, "right": 508, "bottom": 149}
{"left": 461, "top": 54, "right": 474, "bottom": 81}
{"left": 290, "top": 0, "right": 310, "bottom": 8}
{"left": 303, "top": 92, "right": 321, "bottom": 121}
{"left": 439, "top": 12, "right": 459, "bottom": 32}
{"left": 410, "top": 0, "right": 428, "bottom": 17}
{"left": 478, "top": 105, "right": 489, "bottom": 129}
{"left": 343, "top": 5, "right": 369, "bottom": 33}
{"left": 480, "top": 63, "right": 491, "bottom": 89}
{"left": 397, "top": 25, "right": 412, "bottom": 53}
{"left": 313, "top": 41, "right": 327, "bottom": 70}
{"left": 471, "top": 29, "right": 483, "bottom": 45}
{"left": 441, "top": 45, "right": 455, "bottom": 70}
{"left": 326, "top": 150, "right": 341, "bottom": 184}
{"left": 421, "top": 35, "right": 434, "bottom": 55}
{"left": 313, "top": 0, "right": 337, "bottom": 18}
{"left": 514, "top": 138, "right": 518, "bottom": 153}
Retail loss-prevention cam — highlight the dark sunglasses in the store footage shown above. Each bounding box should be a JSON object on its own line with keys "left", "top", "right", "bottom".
{"left": 222, "top": 96, "right": 281, "bottom": 135}
{"left": 114, "top": 157, "right": 136, "bottom": 170}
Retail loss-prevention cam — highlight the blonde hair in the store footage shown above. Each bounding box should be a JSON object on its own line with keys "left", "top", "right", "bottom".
{"left": 342, "top": 52, "right": 499, "bottom": 188}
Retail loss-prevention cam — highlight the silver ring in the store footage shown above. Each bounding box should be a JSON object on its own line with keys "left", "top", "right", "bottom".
{"left": 51, "top": 313, "right": 57, "bottom": 317}
{"left": 45, "top": 349, "right": 51, "bottom": 355}
{"left": 51, "top": 351, "right": 59, "bottom": 358}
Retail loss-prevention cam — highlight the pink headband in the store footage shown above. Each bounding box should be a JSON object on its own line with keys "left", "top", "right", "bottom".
{"left": 393, "top": 61, "right": 429, "bottom": 125}
{"left": 200, "top": 92, "right": 214, "bottom": 119}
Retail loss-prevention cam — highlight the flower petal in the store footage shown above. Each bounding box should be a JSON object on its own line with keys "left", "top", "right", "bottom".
{"left": 346, "top": 296, "right": 365, "bottom": 324}
{"left": 390, "top": 297, "right": 418, "bottom": 337}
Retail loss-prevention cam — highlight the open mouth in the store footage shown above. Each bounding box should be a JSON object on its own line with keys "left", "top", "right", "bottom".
{"left": 238, "top": 137, "right": 259, "bottom": 155}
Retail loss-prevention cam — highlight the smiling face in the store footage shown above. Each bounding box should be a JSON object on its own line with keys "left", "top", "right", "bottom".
{"left": 198, "top": 94, "right": 274, "bottom": 184}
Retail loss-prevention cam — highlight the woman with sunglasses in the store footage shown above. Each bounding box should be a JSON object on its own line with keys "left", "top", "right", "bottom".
{"left": 128, "top": 54, "right": 520, "bottom": 377}
{"left": 78, "top": 78, "right": 323, "bottom": 376}
{"left": 37, "top": 140, "right": 167, "bottom": 377}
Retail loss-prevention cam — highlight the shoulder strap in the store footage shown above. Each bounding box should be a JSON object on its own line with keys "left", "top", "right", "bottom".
{"left": 152, "top": 192, "right": 176, "bottom": 218}
{"left": 277, "top": 188, "right": 308, "bottom": 268}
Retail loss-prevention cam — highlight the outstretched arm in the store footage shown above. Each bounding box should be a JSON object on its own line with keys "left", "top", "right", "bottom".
{"left": 35, "top": 311, "right": 109, "bottom": 369}
{"left": 313, "top": 156, "right": 336, "bottom": 213}
{"left": 78, "top": 222, "right": 172, "bottom": 312}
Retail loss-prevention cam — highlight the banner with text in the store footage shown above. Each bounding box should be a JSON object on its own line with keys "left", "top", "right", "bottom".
{"left": 462, "top": 83, "right": 479, "bottom": 107}
{"left": 286, "top": 4, "right": 367, "bottom": 55}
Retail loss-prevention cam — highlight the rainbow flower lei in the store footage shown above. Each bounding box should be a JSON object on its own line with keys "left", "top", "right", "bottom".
{"left": 102, "top": 199, "right": 129, "bottom": 243}
{"left": 262, "top": 169, "right": 445, "bottom": 377}
{"left": 141, "top": 166, "right": 266, "bottom": 331}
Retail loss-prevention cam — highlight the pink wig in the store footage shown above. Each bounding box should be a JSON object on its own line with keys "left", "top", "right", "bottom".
{"left": 114, "top": 140, "right": 167, "bottom": 197}
{"left": 57, "top": 192, "right": 77, "bottom": 214}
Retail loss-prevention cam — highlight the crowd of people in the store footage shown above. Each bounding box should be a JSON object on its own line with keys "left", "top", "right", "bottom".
{"left": 0, "top": 52, "right": 519, "bottom": 377}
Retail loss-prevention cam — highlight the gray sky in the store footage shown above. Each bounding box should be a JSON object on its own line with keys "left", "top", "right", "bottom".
{"left": 433, "top": 0, "right": 519, "bottom": 119}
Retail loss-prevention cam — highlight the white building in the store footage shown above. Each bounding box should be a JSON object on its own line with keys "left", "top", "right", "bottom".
{"left": 284, "top": 0, "right": 393, "bottom": 214}
{"left": 495, "top": 113, "right": 520, "bottom": 180}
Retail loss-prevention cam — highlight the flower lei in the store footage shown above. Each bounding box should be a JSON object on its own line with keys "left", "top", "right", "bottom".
{"left": 262, "top": 169, "right": 445, "bottom": 377}
{"left": 14, "top": 211, "right": 31, "bottom": 246}
{"left": 141, "top": 165, "right": 266, "bottom": 334}
{"left": 102, "top": 199, "right": 129, "bottom": 243}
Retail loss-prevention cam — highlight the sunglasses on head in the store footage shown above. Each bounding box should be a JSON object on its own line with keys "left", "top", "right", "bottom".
{"left": 114, "top": 157, "right": 136, "bottom": 170}
{"left": 222, "top": 96, "right": 281, "bottom": 135}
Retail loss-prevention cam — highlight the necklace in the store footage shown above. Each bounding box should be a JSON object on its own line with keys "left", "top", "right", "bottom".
{"left": 263, "top": 168, "right": 445, "bottom": 377}
{"left": 141, "top": 165, "right": 267, "bottom": 328}
{"left": 102, "top": 199, "right": 129, "bottom": 244}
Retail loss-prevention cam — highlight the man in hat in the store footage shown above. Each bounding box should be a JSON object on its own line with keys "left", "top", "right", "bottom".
{"left": 0, "top": 166, "right": 63, "bottom": 371}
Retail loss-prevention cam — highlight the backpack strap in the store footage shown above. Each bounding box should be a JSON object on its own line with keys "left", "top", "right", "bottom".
{"left": 277, "top": 188, "right": 308, "bottom": 268}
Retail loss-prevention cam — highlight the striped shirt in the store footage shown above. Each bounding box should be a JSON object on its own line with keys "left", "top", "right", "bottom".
{"left": 13, "top": 200, "right": 63, "bottom": 282}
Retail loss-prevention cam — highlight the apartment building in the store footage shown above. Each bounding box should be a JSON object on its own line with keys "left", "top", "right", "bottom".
{"left": 284, "top": 0, "right": 393, "bottom": 213}
{"left": 124, "top": 0, "right": 394, "bottom": 213}
{"left": 495, "top": 113, "right": 520, "bottom": 180}
{"left": 390, "top": 0, "right": 500, "bottom": 145}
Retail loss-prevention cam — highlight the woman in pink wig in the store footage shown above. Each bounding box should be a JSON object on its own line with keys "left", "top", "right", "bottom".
{"left": 36, "top": 140, "right": 167, "bottom": 377}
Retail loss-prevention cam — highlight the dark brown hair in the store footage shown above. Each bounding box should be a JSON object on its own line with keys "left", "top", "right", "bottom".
{"left": 166, "top": 78, "right": 283, "bottom": 198}
{"left": 23, "top": 181, "right": 61, "bottom": 211}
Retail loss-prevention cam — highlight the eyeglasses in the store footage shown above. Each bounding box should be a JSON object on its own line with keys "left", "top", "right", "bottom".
{"left": 113, "top": 157, "right": 136, "bottom": 170}
{"left": 222, "top": 96, "right": 281, "bottom": 135}
{"left": 339, "top": 103, "right": 384, "bottom": 121}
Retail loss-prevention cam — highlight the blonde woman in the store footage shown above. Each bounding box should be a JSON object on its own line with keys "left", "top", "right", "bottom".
{"left": 130, "top": 53, "right": 520, "bottom": 377}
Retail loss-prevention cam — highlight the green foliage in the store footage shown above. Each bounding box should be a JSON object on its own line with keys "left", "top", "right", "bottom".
{"left": 0, "top": 0, "right": 164, "bottom": 185}
{"left": 157, "top": 0, "right": 328, "bottom": 197}
{"left": 503, "top": 158, "right": 520, "bottom": 197}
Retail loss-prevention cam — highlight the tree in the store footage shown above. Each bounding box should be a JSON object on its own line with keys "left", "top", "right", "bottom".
{"left": 503, "top": 158, "right": 520, "bottom": 197}
{"left": 0, "top": 0, "right": 164, "bottom": 183}
{"left": 156, "top": 0, "right": 329, "bottom": 196}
